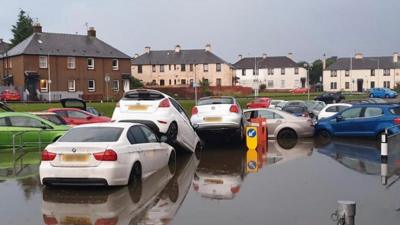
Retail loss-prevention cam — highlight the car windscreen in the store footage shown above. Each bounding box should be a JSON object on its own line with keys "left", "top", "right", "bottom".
{"left": 198, "top": 97, "right": 234, "bottom": 105}
{"left": 390, "top": 107, "right": 400, "bottom": 115}
{"left": 123, "top": 91, "right": 164, "bottom": 100}
{"left": 58, "top": 127, "right": 123, "bottom": 142}
{"left": 37, "top": 114, "right": 67, "bottom": 125}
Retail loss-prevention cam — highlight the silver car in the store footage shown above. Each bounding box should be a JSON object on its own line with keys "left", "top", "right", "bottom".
{"left": 244, "top": 108, "right": 314, "bottom": 139}
{"left": 190, "top": 96, "right": 244, "bottom": 138}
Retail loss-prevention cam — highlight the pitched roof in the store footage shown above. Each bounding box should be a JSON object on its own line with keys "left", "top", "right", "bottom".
{"left": 3, "top": 32, "right": 130, "bottom": 59}
{"left": 132, "top": 49, "right": 229, "bottom": 65}
{"left": 233, "top": 56, "right": 298, "bottom": 69}
{"left": 327, "top": 56, "right": 400, "bottom": 70}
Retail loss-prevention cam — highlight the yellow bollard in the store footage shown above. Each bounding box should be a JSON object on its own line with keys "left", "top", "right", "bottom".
{"left": 246, "top": 126, "right": 259, "bottom": 173}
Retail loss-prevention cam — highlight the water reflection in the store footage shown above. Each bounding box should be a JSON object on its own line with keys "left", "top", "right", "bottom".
{"left": 41, "top": 153, "right": 198, "bottom": 225}
{"left": 267, "top": 138, "right": 314, "bottom": 164}
{"left": 0, "top": 150, "right": 40, "bottom": 180}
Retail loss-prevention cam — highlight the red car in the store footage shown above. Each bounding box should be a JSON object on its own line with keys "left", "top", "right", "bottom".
{"left": 290, "top": 88, "right": 308, "bottom": 94}
{"left": 246, "top": 97, "right": 271, "bottom": 109}
{"left": 0, "top": 90, "right": 21, "bottom": 101}
{"left": 48, "top": 108, "right": 110, "bottom": 125}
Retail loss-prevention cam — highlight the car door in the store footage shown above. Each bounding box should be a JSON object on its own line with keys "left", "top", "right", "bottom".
{"left": 139, "top": 125, "right": 169, "bottom": 169}
{"left": 256, "top": 110, "right": 284, "bottom": 136}
{"left": 169, "top": 98, "right": 196, "bottom": 150}
{"left": 0, "top": 117, "right": 13, "bottom": 146}
{"left": 360, "top": 107, "right": 384, "bottom": 136}
{"left": 331, "top": 107, "right": 363, "bottom": 135}
{"left": 8, "top": 116, "right": 43, "bottom": 145}
{"left": 126, "top": 125, "right": 153, "bottom": 175}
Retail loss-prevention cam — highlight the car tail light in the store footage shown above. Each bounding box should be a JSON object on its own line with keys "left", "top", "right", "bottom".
{"left": 42, "top": 150, "right": 56, "bottom": 161}
{"left": 95, "top": 218, "right": 118, "bottom": 225}
{"left": 230, "top": 186, "right": 240, "bottom": 194}
{"left": 43, "top": 215, "right": 58, "bottom": 225}
{"left": 394, "top": 118, "right": 400, "bottom": 124}
{"left": 192, "top": 106, "right": 198, "bottom": 115}
{"left": 230, "top": 105, "right": 239, "bottom": 113}
{"left": 159, "top": 98, "right": 170, "bottom": 108}
{"left": 94, "top": 149, "right": 118, "bottom": 161}
{"left": 116, "top": 102, "right": 120, "bottom": 107}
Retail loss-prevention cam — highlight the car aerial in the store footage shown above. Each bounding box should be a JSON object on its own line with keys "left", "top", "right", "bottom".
{"left": 112, "top": 89, "right": 201, "bottom": 153}
{"left": 315, "top": 104, "right": 400, "bottom": 139}
{"left": 190, "top": 96, "right": 245, "bottom": 140}
{"left": 305, "top": 100, "right": 326, "bottom": 118}
{"left": 0, "top": 112, "right": 69, "bottom": 148}
{"left": 369, "top": 88, "right": 398, "bottom": 98}
{"left": 314, "top": 92, "right": 345, "bottom": 104}
{"left": 40, "top": 122, "right": 176, "bottom": 186}
{"left": 0, "top": 89, "right": 21, "bottom": 101}
{"left": 317, "top": 103, "right": 352, "bottom": 120}
{"left": 289, "top": 87, "right": 308, "bottom": 94}
{"left": 269, "top": 100, "right": 285, "bottom": 109}
{"left": 246, "top": 97, "right": 271, "bottom": 109}
{"left": 30, "top": 112, "right": 68, "bottom": 126}
{"left": 282, "top": 105, "right": 309, "bottom": 117}
{"left": 60, "top": 98, "right": 104, "bottom": 116}
{"left": 244, "top": 108, "right": 314, "bottom": 139}
{"left": 48, "top": 108, "right": 110, "bottom": 125}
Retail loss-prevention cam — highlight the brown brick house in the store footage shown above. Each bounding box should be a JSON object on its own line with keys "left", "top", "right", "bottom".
{"left": 0, "top": 23, "right": 131, "bottom": 101}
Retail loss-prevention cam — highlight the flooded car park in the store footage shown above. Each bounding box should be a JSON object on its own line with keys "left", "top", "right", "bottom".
{"left": 1, "top": 136, "right": 400, "bottom": 225}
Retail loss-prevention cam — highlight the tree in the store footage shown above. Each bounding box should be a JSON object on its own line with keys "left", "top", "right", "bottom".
{"left": 10, "top": 9, "right": 33, "bottom": 47}
{"left": 130, "top": 77, "right": 144, "bottom": 88}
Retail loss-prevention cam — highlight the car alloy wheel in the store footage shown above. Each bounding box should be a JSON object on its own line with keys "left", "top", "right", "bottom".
{"left": 166, "top": 122, "right": 178, "bottom": 144}
{"left": 277, "top": 128, "right": 297, "bottom": 140}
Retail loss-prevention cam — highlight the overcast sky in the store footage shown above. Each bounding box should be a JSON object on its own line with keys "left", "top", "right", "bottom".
{"left": 0, "top": 0, "right": 399, "bottom": 63}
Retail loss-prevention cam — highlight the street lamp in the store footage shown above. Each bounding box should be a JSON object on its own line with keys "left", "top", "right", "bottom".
{"left": 304, "top": 63, "right": 311, "bottom": 101}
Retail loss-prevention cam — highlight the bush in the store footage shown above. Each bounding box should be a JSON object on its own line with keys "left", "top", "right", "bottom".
{"left": 259, "top": 84, "right": 266, "bottom": 91}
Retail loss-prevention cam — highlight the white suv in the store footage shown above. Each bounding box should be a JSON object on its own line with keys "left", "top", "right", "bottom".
{"left": 112, "top": 89, "right": 200, "bottom": 153}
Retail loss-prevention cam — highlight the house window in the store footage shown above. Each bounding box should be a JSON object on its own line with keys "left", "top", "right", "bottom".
{"left": 40, "top": 79, "right": 48, "bottom": 92}
{"left": 87, "top": 58, "right": 95, "bottom": 70}
{"left": 281, "top": 68, "right": 285, "bottom": 75}
{"left": 68, "top": 80, "right": 75, "bottom": 92}
{"left": 190, "top": 79, "right": 194, "bottom": 86}
{"left": 39, "top": 56, "right": 48, "bottom": 68}
{"left": 331, "top": 70, "right": 337, "bottom": 77}
{"left": 112, "top": 80, "right": 119, "bottom": 91}
{"left": 384, "top": 81, "right": 391, "bottom": 88}
{"left": 280, "top": 80, "right": 285, "bottom": 88}
{"left": 160, "top": 79, "right": 165, "bottom": 86}
{"left": 160, "top": 65, "right": 165, "bottom": 72}
{"left": 112, "top": 59, "right": 119, "bottom": 70}
{"left": 169, "top": 79, "right": 172, "bottom": 85}
{"left": 88, "top": 80, "right": 95, "bottom": 92}
{"left": 181, "top": 64, "right": 186, "bottom": 72}
{"left": 152, "top": 65, "right": 156, "bottom": 72}
{"left": 345, "top": 82, "right": 350, "bottom": 89}
{"left": 169, "top": 65, "right": 172, "bottom": 71}
{"left": 190, "top": 64, "right": 194, "bottom": 71}
{"left": 181, "top": 79, "right": 186, "bottom": 85}
{"left": 203, "top": 64, "right": 209, "bottom": 72}
{"left": 294, "top": 68, "right": 299, "bottom": 75}
{"left": 384, "top": 69, "right": 390, "bottom": 76}
{"left": 253, "top": 69, "right": 259, "bottom": 75}
{"left": 330, "top": 82, "right": 337, "bottom": 89}
{"left": 242, "top": 69, "right": 246, "bottom": 76}
{"left": 371, "top": 69, "right": 375, "bottom": 76}
{"left": 67, "top": 57, "right": 76, "bottom": 69}
{"left": 345, "top": 70, "right": 350, "bottom": 77}
{"left": 216, "top": 63, "right": 221, "bottom": 72}
{"left": 8, "top": 59, "right": 12, "bottom": 68}
{"left": 267, "top": 80, "right": 274, "bottom": 88}
{"left": 174, "top": 79, "right": 177, "bottom": 85}
{"left": 370, "top": 81, "right": 375, "bottom": 88}
{"left": 216, "top": 78, "right": 222, "bottom": 86}
{"left": 268, "top": 68, "right": 274, "bottom": 75}
{"left": 174, "top": 65, "right": 177, "bottom": 70}
{"left": 138, "top": 65, "right": 143, "bottom": 73}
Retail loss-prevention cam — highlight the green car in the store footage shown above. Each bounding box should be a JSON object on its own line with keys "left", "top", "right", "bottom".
{"left": 0, "top": 112, "right": 70, "bottom": 149}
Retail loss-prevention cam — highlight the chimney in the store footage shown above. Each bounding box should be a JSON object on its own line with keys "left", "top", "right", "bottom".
{"left": 133, "top": 53, "right": 139, "bottom": 59}
{"left": 287, "top": 52, "right": 294, "bottom": 60}
{"left": 144, "top": 46, "right": 151, "bottom": 54}
{"left": 87, "top": 27, "right": 96, "bottom": 37}
{"left": 32, "top": 22, "right": 42, "bottom": 33}
{"left": 322, "top": 53, "right": 327, "bottom": 70}
{"left": 205, "top": 44, "right": 211, "bottom": 52}
{"left": 393, "top": 52, "right": 398, "bottom": 63}
{"left": 175, "top": 45, "right": 181, "bottom": 53}
{"left": 355, "top": 53, "right": 363, "bottom": 59}
{"left": 262, "top": 53, "right": 267, "bottom": 59}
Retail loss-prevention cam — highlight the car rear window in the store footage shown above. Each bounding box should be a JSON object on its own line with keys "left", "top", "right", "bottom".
{"left": 58, "top": 127, "right": 123, "bottom": 142}
{"left": 390, "top": 107, "right": 400, "bottom": 115}
{"left": 284, "top": 106, "right": 306, "bottom": 113}
{"left": 123, "top": 91, "right": 164, "bottom": 100}
{"left": 198, "top": 97, "right": 234, "bottom": 105}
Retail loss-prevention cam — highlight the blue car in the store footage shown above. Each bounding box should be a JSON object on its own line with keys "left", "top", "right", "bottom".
{"left": 315, "top": 104, "right": 400, "bottom": 138}
{"left": 369, "top": 88, "right": 398, "bottom": 98}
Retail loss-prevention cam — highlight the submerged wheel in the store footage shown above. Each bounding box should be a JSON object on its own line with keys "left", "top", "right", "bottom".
{"left": 369, "top": 93, "right": 374, "bottom": 98}
{"left": 129, "top": 162, "right": 142, "bottom": 185}
{"left": 317, "top": 129, "right": 332, "bottom": 145}
{"left": 385, "top": 94, "right": 389, "bottom": 98}
{"left": 195, "top": 142, "right": 203, "bottom": 160}
{"left": 166, "top": 122, "right": 178, "bottom": 144}
{"left": 168, "top": 151, "right": 176, "bottom": 174}
{"left": 277, "top": 128, "right": 297, "bottom": 140}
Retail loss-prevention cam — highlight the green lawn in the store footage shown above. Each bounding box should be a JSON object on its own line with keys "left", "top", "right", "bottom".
{"left": 6, "top": 92, "right": 367, "bottom": 117}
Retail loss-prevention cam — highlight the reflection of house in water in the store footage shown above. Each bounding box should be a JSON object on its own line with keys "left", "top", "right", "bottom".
{"left": 264, "top": 138, "right": 314, "bottom": 166}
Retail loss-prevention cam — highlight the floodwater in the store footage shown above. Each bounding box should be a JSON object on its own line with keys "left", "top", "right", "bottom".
{"left": 1, "top": 137, "right": 400, "bottom": 225}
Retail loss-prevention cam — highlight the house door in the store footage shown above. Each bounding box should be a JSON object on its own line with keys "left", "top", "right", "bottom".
{"left": 300, "top": 77, "right": 306, "bottom": 88}
{"left": 25, "top": 77, "right": 39, "bottom": 101}
{"left": 357, "top": 79, "right": 363, "bottom": 92}
{"left": 123, "top": 79, "right": 130, "bottom": 92}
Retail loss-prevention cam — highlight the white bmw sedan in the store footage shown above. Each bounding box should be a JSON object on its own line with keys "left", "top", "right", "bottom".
{"left": 40, "top": 122, "right": 176, "bottom": 186}
{"left": 112, "top": 89, "right": 201, "bottom": 153}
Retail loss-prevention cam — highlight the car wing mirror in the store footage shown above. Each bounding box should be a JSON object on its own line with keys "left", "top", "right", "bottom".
{"left": 160, "top": 135, "right": 168, "bottom": 143}
{"left": 86, "top": 115, "right": 93, "bottom": 120}
{"left": 336, "top": 115, "right": 344, "bottom": 122}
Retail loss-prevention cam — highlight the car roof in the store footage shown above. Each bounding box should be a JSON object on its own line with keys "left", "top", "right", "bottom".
{"left": 30, "top": 112, "right": 57, "bottom": 115}
{"left": 73, "top": 122, "right": 140, "bottom": 129}
{"left": 348, "top": 103, "right": 400, "bottom": 107}
{"left": 199, "top": 96, "right": 235, "bottom": 100}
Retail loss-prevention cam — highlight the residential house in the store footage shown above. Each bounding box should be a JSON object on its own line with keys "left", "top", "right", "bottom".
{"left": 323, "top": 53, "right": 400, "bottom": 92}
{"left": 131, "top": 44, "right": 235, "bottom": 87}
{"left": 233, "top": 53, "right": 307, "bottom": 90}
{"left": 0, "top": 23, "right": 131, "bottom": 101}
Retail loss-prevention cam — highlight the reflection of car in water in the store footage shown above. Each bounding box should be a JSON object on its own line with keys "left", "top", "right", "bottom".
{"left": 41, "top": 165, "right": 173, "bottom": 225}
{"left": 144, "top": 153, "right": 199, "bottom": 224}
{"left": 265, "top": 138, "right": 314, "bottom": 165}
{"left": 192, "top": 148, "right": 245, "bottom": 200}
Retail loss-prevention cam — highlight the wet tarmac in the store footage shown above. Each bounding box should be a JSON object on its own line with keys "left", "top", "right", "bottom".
{"left": 1, "top": 137, "right": 400, "bottom": 225}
